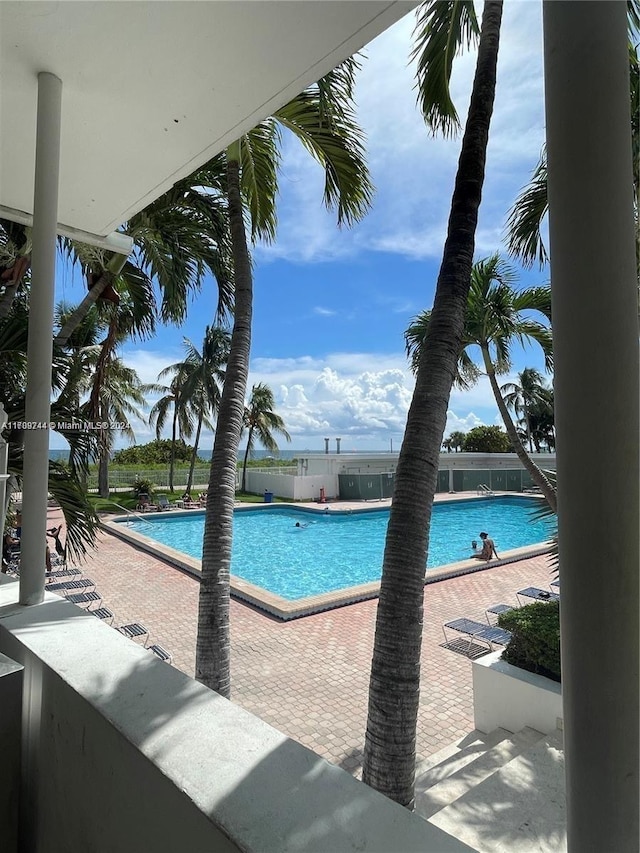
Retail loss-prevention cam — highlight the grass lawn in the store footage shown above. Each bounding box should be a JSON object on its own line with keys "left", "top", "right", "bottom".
{"left": 90, "top": 489, "right": 284, "bottom": 513}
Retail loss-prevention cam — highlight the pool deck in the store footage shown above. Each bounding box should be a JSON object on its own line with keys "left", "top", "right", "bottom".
{"left": 102, "top": 492, "right": 550, "bottom": 620}
{"left": 46, "top": 494, "right": 556, "bottom": 775}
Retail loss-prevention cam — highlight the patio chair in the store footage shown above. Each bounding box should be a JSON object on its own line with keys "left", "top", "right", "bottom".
{"left": 156, "top": 495, "right": 171, "bottom": 511}
{"left": 118, "top": 622, "right": 149, "bottom": 646}
{"left": 136, "top": 493, "right": 155, "bottom": 512}
{"left": 89, "top": 607, "right": 114, "bottom": 624}
{"left": 443, "top": 617, "right": 512, "bottom": 656}
{"left": 47, "top": 577, "right": 96, "bottom": 595}
{"left": 46, "top": 567, "right": 81, "bottom": 583}
{"left": 485, "top": 603, "right": 514, "bottom": 625}
{"left": 516, "top": 586, "right": 560, "bottom": 606}
{"left": 148, "top": 644, "right": 172, "bottom": 663}
{"left": 66, "top": 591, "right": 102, "bottom": 608}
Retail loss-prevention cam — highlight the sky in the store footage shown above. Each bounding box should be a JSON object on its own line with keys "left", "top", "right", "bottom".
{"left": 52, "top": 2, "right": 551, "bottom": 453}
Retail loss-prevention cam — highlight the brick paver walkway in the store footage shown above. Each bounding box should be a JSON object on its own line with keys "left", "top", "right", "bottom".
{"left": 48, "top": 505, "right": 555, "bottom": 775}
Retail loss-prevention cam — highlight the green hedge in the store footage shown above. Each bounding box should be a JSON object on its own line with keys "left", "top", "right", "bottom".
{"left": 498, "top": 600, "right": 561, "bottom": 683}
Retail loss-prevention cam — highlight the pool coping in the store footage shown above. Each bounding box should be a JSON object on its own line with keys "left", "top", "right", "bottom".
{"left": 100, "top": 499, "right": 553, "bottom": 621}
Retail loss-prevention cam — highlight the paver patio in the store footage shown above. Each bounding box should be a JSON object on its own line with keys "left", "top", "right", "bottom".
{"left": 45, "top": 502, "right": 556, "bottom": 776}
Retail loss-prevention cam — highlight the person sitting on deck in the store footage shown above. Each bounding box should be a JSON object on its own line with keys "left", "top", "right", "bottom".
{"left": 471, "top": 531, "right": 499, "bottom": 561}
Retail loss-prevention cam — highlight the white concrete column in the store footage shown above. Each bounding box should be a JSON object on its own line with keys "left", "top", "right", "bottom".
{"left": 19, "top": 73, "right": 62, "bottom": 606}
{"left": 543, "top": 3, "right": 639, "bottom": 851}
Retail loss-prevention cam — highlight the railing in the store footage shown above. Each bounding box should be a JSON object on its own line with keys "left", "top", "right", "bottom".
{"left": 477, "top": 483, "right": 495, "bottom": 496}
{"left": 107, "top": 501, "right": 155, "bottom": 527}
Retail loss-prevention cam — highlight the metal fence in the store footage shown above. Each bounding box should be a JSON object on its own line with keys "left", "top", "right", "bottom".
{"left": 87, "top": 467, "right": 212, "bottom": 490}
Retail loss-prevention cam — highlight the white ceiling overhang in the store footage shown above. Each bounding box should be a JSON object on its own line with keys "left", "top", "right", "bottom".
{"left": 0, "top": 1, "right": 416, "bottom": 243}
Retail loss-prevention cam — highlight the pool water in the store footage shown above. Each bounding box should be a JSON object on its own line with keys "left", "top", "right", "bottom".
{"left": 124, "top": 497, "right": 552, "bottom": 600}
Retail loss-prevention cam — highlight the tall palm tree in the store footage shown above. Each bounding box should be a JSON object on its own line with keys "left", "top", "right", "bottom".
{"left": 196, "top": 59, "right": 373, "bottom": 697}
{"left": 0, "top": 291, "right": 99, "bottom": 557}
{"left": 149, "top": 372, "right": 196, "bottom": 493}
{"left": 362, "top": 0, "right": 503, "bottom": 809}
{"left": 501, "top": 367, "right": 551, "bottom": 452}
{"left": 240, "top": 383, "right": 291, "bottom": 491}
{"left": 177, "top": 326, "right": 231, "bottom": 494}
{"left": 405, "top": 255, "right": 557, "bottom": 510}
{"left": 83, "top": 358, "right": 148, "bottom": 497}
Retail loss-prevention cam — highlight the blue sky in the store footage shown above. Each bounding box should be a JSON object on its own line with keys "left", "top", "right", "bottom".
{"left": 52, "top": 2, "right": 551, "bottom": 453}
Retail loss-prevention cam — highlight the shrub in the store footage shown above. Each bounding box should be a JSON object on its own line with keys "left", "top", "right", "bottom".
{"left": 462, "top": 425, "right": 511, "bottom": 453}
{"left": 498, "top": 600, "right": 561, "bottom": 682}
{"left": 132, "top": 477, "right": 155, "bottom": 497}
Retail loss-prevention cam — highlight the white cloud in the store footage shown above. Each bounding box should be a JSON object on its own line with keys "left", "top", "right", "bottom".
{"left": 106, "top": 349, "right": 507, "bottom": 451}
{"left": 254, "top": 2, "right": 545, "bottom": 267}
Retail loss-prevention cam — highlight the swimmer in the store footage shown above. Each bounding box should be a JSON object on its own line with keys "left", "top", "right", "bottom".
{"left": 294, "top": 521, "right": 309, "bottom": 529}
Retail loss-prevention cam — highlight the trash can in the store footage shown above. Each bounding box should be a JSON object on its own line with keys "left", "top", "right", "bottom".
{"left": 263, "top": 491, "right": 274, "bottom": 503}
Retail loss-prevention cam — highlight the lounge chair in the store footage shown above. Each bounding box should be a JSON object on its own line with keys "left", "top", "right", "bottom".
{"left": 89, "top": 607, "right": 114, "bottom": 624}
{"left": 516, "top": 586, "right": 560, "bottom": 606}
{"left": 148, "top": 644, "right": 172, "bottom": 663}
{"left": 118, "top": 622, "right": 149, "bottom": 645}
{"left": 443, "top": 617, "right": 512, "bottom": 656}
{"left": 66, "top": 591, "right": 102, "bottom": 608}
{"left": 485, "top": 603, "right": 514, "bottom": 625}
{"left": 156, "top": 495, "right": 171, "bottom": 511}
{"left": 136, "top": 493, "right": 156, "bottom": 512}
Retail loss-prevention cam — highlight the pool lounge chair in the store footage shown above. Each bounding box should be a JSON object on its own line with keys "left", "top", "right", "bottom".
{"left": 516, "top": 586, "right": 560, "bottom": 606}
{"left": 443, "top": 618, "right": 512, "bottom": 657}
{"left": 156, "top": 495, "right": 171, "bottom": 511}
{"left": 136, "top": 494, "right": 156, "bottom": 512}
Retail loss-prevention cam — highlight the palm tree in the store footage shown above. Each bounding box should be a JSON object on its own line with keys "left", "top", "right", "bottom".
{"left": 149, "top": 372, "right": 195, "bottom": 494}
{"left": 53, "top": 165, "right": 232, "bottom": 348}
{"left": 448, "top": 430, "right": 466, "bottom": 452}
{"left": 177, "top": 326, "right": 231, "bottom": 494}
{"left": 405, "top": 255, "right": 557, "bottom": 510}
{"left": 0, "top": 291, "right": 99, "bottom": 558}
{"left": 84, "top": 358, "right": 148, "bottom": 497}
{"left": 501, "top": 367, "right": 551, "bottom": 452}
{"left": 240, "top": 384, "right": 291, "bottom": 491}
{"left": 505, "top": 7, "right": 639, "bottom": 270}
{"left": 196, "top": 60, "right": 373, "bottom": 698}
{"left": 362, "top": 0, "right": 503, "bottom": 809}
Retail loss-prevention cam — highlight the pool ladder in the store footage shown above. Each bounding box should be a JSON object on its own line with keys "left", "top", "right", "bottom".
{"left": 109, "top": 502, "right": 155, "bottom": 527}
{"left": 476, "top": 484, "right": 495, "bottom": 496}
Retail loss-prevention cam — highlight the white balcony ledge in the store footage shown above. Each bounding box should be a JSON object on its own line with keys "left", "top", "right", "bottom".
{"left": 0, "top": 575, "right": 472, "bottom": 853}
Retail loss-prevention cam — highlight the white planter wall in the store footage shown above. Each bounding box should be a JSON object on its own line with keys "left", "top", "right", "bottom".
{"left": 473, "top": 651, "right": 563, "bottom": 735}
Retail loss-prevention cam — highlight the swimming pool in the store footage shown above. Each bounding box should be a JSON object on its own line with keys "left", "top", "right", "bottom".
{"left": 120, "top": 496, "right": 552, "bottom": 601}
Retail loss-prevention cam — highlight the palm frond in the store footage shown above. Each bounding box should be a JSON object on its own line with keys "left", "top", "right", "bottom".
{"left": 504, "top": 148, "right": 549, "bottom": 268}
{"left": 236, "top": 121, "right": 280, "bottom": 244}
{"left": 412, "top": 0, "right": 480, "bottom": 136}
{"left": 275, "top": 87, "right": 374, "bottom": 227}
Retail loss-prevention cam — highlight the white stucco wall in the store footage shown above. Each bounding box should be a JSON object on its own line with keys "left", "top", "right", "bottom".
{"left": 0, "top": 578, "right": 473, "bottom": 853}
{"left": 245, "top": 471, "right": 339, "bottom": 501}
{"left": 473, "top": 650, "right": 563, "bottom": 735}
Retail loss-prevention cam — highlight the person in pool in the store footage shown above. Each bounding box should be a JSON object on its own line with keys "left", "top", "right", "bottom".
{"left": 472, "top": 531, "right": 499, "bottom": 561}
{"left": 294, "top": 521, "right": 309, "bottom": 529}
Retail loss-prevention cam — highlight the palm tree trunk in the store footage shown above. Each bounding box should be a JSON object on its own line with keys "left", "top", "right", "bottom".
{"left": 241, "top": 427, "right": 253, "bottom": 492}
{"left": 187, "top": 413, "right": 203, "bottom": 493}
{"left": 196, "top": 152, "right": 253, "bottom": 698}
{"left": 481, "top": 346, "right": 557, "bottom": 511}
{"left": 54, "top": 253, "right": 127, "bottom": 347}
{"left": 362, "top": 1, "right": 503, "bottom": 809}
{"left": 98, "top": 444, "right": 110, "bottom": 498}
{"left": 169, "top": 408, "right": 178, "bottom": 493}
